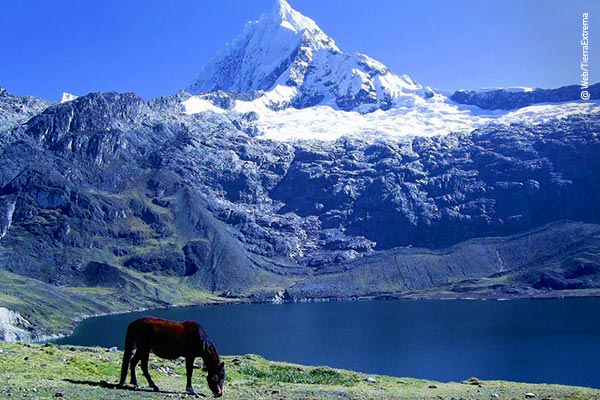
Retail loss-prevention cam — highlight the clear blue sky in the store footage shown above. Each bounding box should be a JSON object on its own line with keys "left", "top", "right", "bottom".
{"left": 0, "top": 0, "right": 597, "bottom": 101}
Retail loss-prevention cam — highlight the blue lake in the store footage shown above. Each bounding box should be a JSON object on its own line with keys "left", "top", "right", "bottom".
{"left": 53, "top": 298, "right": 600, "bottom": 388}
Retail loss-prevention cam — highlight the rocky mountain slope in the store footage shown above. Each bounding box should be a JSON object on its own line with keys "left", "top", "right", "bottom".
{"left": 0, "top": 86, "right": 52, "bottom": 135}
{"left": 1, "top": 87, "right": 599, "bottom": 339}
{"left": 1, "top": 0, "right": 600, "bottom": 339}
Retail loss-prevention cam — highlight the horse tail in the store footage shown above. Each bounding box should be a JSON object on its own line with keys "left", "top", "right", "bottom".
{"left": 118, "top": 322, "right": 136, "bottom": 385}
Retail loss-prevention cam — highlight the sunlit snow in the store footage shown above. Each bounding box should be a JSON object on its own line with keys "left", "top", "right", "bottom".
{"left": 60, "top": 92, "right": 79, "bottom": 103}
{"left": 181, "top": 91, "right": 600, "bottom": 142}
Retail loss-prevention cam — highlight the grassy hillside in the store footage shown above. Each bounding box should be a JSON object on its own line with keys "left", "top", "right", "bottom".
{"left": 0, "top": 269, "right": 238, "bottom": 340}
{"left": 1, "top": 342, "right": 599, "bottom": 400}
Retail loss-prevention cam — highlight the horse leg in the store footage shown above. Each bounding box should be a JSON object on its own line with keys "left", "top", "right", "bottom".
{"left": 139, "top": 349, "right": 160, "bottom": 392}
{"left": 185, "top": 356, "right": 196, "bottom": 395}
{"left": 129, "top": 350, "right": 141, "bottom": 388}
{"left": 118, "top": 323, "right": 135, "bottom": 387}
{"left": 118, "top": 348, "right": 132, "bottom": 386}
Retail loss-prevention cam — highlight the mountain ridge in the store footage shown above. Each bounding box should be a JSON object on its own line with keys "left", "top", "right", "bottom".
{"left": 451, "top": 83, "right": 600, "bottom": 110}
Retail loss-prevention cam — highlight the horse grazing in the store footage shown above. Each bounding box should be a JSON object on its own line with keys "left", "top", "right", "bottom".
{"left": 118, "top": 317, "right": 225, "bottom": 397}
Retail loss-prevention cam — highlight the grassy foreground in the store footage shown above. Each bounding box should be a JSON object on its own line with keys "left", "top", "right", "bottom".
{"left": 1, "top": 342, "right": 599, "bottom": 400}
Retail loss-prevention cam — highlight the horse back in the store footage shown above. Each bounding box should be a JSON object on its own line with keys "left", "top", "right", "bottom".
{"left": 129, "top": 317, "right": 202, "bottom": 359}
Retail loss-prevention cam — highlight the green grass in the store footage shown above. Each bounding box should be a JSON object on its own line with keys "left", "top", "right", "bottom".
{"left": 1, "top": 342, "right": 599, "bottom": 400}
{"left": 0, "top": 269, "right": 236, "bottom": 339}
{"left": 236, "top": 362, "right": 361, "bottom": 386}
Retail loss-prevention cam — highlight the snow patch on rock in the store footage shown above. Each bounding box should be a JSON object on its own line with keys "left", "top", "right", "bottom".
{"left": 61, "top": 92, "right": 79, "bottom": 103}
{"left": 0, "top": 200, "right": 15, "bottom": 240}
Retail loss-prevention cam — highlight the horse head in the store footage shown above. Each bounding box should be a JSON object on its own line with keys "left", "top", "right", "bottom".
{"left": 206, "top": 361, "right": 226, "bottom": 397}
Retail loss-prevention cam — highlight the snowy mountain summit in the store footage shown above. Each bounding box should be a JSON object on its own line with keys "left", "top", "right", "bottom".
{"left": 184, "top": 0, "right": 599, "bottom": 140}
{"left": 187, "top": 0, "right": 432, "bottom": 113}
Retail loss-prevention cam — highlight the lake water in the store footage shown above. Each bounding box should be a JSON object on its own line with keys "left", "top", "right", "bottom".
{"left": 53, "top": 298, "right": 600, "bottom": 388}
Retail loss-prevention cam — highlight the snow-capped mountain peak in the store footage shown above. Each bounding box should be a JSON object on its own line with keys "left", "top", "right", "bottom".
{"left": 186, "top": 0, "right": 432, "bottom": 113}
{"left": 269, "top": 0, "right": 339, "bottom": 51}
{"left": 183, "top": 1, "right": 599, "bottom": 142}
{"left": 187, "top": 0, "right": 339, "bottom": 95}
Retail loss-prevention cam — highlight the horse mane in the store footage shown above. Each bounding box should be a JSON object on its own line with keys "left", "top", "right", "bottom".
{"left": 194, "top": 322, "right": 221, "bottom": 369}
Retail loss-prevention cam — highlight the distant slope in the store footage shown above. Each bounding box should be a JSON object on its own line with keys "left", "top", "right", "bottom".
{"left": 451, "top": 83, "right": 600, "bottom": 110}
{"left": 289, "top": 221, "right": 600, "bottom": 300}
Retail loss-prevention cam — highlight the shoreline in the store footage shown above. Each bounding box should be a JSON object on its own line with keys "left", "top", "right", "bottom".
{"left": 34, "top": 288, "right": 600, "bottom": 344}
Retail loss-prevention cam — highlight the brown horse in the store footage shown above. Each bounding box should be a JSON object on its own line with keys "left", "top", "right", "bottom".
{"left": 118, "top": 317, "right": 225, "bottom": 397}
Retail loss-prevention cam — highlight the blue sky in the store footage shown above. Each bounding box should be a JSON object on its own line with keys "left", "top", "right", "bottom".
{"left": 0, "top": 0, "right": 597, "bottom": 101}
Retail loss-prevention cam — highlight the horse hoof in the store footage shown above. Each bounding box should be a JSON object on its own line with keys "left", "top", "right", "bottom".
{"left": 186, "top": 387, "right": 196, "bottom": 395}
{"left": 152, "top": 385, "right": 160, "bottom": 392}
